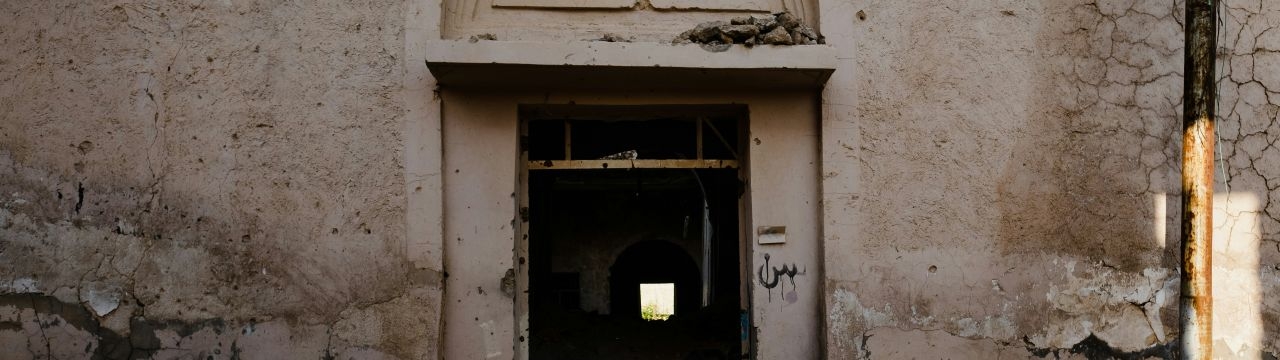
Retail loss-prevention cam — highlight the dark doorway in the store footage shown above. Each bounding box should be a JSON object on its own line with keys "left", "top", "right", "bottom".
{"left": 524, "top": 107, "right": 745, "bottom": 360}
{"left": 609, "top": 240, "right": 701, "bottom": 319}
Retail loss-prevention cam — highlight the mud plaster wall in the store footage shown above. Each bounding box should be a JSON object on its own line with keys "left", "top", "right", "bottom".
{"left": 821, "top": 0, "right": 1280, "bottom": 358}
{"left": 1213, "top": 0, "right": 1280, "bottom": 357}
{"left": 4, "top": 0, "right": 1280, "bottom": 359}
{"left": 0, "top": 1, "right": 443, "bottom": 358}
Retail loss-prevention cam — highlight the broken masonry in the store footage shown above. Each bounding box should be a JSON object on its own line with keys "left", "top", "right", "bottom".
{"left": 673, "top": 12, "right": 823, "bottom": 46}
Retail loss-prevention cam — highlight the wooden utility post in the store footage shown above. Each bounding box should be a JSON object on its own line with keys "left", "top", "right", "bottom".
{"left": 1180, "top": 0, "right": 1217, "bottom": 359}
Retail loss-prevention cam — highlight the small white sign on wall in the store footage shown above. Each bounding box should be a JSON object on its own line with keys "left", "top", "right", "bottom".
{"left": 757, "top": 226, "right": 786, "bottom": 244}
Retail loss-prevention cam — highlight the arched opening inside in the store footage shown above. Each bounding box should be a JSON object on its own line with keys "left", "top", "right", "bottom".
{"left": 609, "top": 240, "right": 701, "bottom": 319}
{"left": 523, "top": 107, "right": 747, "bottom": 359}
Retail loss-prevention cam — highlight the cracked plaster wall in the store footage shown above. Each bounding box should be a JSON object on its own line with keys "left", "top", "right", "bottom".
{"left": 1213, "top": 0, "right": 1280, "bottom": 357}
{"left": 823, "top": 0, "right": 1280, "bottom": 358}
{"left": 3, "top": 0, "right": 1280, "bottom": 359}
{"left": 0, "top": 0, "right": 440, "bottom": 358}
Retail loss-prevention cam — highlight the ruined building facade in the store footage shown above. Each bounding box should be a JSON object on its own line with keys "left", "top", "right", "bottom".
{"left": 2, "top": 0, "right": 1279, "bottom": 358}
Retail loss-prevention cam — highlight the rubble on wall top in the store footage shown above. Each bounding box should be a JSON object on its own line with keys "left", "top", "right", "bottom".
{"left": 468, "top": 33, "right": 497, "bottom": 43}
{"left": 673, "top": 12, "right": 823, "bottom": 47}
{"left": 594, "top": 33, "right": 634, "bottom": 43}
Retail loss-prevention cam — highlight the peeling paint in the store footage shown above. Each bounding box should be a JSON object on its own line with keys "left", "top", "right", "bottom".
{"left": 0, "top": 0, "right": 436, "bottom": 357}
{"left": 1032, "top": 264, "right": 1176, "bottom": 352}
{"left": 828, "top": 288, "right": 898, "bottom": 331}
{"left": 479, "top": 320, "right": 503, "bottom": 359}
{"left": 2, "top": 0, "right": 1279, "bottom": 358}
{"left": 80, "top": 284, "right": 122, "bottom": 317}
{"left": 3, "top": 278, "right": 39, "bottom": 294}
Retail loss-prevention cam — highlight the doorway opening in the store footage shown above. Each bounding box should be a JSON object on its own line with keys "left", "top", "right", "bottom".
{"left": 521, "top": 105, "right": 747, "bottom": 360}
{"left": 640, "top": 282, "right": 675, "bottom": 321}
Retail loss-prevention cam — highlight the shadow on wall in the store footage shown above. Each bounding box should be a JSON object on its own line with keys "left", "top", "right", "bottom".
{"left": 996, "top": 0, "right": 1183, "bottom": 273}
{"left": 0, "top": 0, "right": 425, "bottom": 356}
{"left": 996, "top": 0, "right": 1278, "bottom": 357}
{"left": 994, "top": 0, "right": 1185, "bottom": 355}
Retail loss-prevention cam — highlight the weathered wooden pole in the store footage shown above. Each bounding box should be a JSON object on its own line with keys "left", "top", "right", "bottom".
{"left": 1180, "top": 0, "right": 1217, "bottom": 359}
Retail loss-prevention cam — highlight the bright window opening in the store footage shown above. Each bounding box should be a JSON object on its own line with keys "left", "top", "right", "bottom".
{"left": 639, "top": 283, "right": 675, "bottom": 321}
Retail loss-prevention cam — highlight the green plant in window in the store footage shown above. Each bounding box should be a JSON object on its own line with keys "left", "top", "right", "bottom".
{"left": 641, "top": 303, "right": 670, "bottom": 321}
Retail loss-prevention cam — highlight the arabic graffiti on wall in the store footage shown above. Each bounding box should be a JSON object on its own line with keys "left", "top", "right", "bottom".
{"left": 757, "top": 253, "right": 805, "bottom": 304}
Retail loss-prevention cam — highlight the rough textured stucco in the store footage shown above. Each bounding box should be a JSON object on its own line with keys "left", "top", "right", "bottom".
{"left": 823, "top": 0, "right": 1280, "bottom": 358}
{"left": 0, "top": 1, "right": 439, "bottom": 357}
{"left": 1214, "top": 0, "right": 1280, "bottom": 357}
{"left": 3, "top": 0, "right": 1280, "bottom": 358}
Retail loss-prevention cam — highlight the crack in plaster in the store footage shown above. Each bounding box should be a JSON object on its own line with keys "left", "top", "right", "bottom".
{"left": 0, "top": 0, "right": 426, "bottom": 356}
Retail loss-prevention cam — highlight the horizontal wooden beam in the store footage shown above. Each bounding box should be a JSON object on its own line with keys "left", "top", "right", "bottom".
{"left": 528, "top": 159, "right": 739, "bottom": 170}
